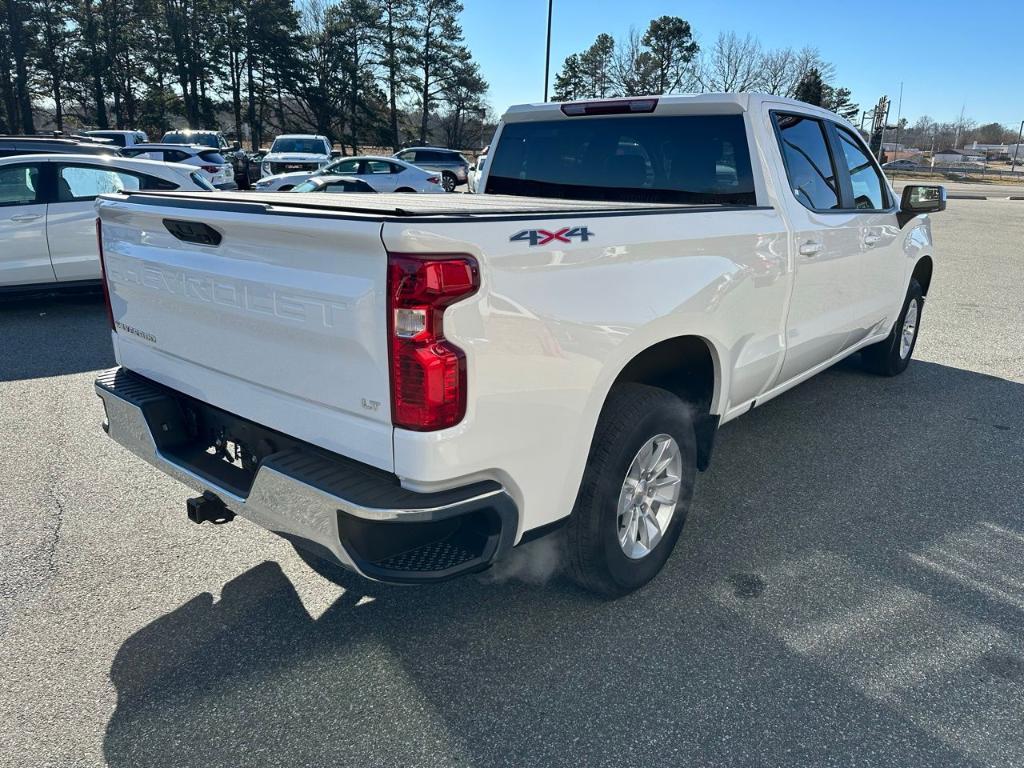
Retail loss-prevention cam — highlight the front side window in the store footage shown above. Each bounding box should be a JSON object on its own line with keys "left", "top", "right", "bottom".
{"left": 396, "top": 151, "right": 414, "bottom": 162}
{"left": 0, "top": 164, "right": 40, "bottom": 206}
{"left": 57, "top": 166, "right": 142, "bottom": 201}
{"left": 773, "top": 114, "right": 840, "bottom": 211}
{"left": 486, "top": 114, "right": 756, "bottom": 205}
{"left": 327, "top": 159, "right": 360, "bottom": 175}
{"left": 836, "top": 127, "right": 888, "bottom": 210}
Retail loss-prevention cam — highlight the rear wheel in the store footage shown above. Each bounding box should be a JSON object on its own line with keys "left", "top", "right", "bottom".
{"left": 566, "top": 384, "right": 697, "bottom": 597}
{"left": 862, "top": 278, "right": 923, "bottom": 376}
{"left": 395, "top": 187, "right": 416, "bottom": 193}
{"left": 441, "top": 172, "right": 457, "bottom": 192}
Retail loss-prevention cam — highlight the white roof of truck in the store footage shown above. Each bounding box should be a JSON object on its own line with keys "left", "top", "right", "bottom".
{"left": 502, "top": 92, "right": 850, "bottom": 128}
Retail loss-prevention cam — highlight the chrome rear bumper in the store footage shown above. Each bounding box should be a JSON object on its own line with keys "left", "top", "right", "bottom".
{"left": 95, "top": 368, "right": 517, "bottom": 583}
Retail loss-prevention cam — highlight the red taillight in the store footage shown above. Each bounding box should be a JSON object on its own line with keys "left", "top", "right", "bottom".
{"left": 201, "top": 164, "right": 219, "bottom": 174}
{"left": 387, "top": 253, "right": 479, "bottom": 431}
{"left": 426, "top": 175, "right": 441, "bottom": 185}
{"left": 96, "top": 218, "right": 115, "bottom": 332}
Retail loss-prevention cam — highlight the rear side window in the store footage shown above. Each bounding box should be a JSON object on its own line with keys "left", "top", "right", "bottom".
{"left": 486, "top": 115, "right": 756, "bottom": 205}
{"left": 835, "top": 127, "right": 888, "bottom": 210}
{"left": 162, "top": 150, "right": 190, "bottom": 163}
{"left": 197, "top": 151, "right": 226, "bottom": 164}
{"left": 0, "top": 164, "right": 40, "bottom": 206}
{"left": 162, "top": 132, "right": 186, "bottom": 144}
{"left": 773, "top": 114, "right": 840, "bottom": 211}
{"left": 123, "top": 149, "right": 161, "bottom": 161}
{"left": 57, "top": 165, "right": 142, "bottom": 201}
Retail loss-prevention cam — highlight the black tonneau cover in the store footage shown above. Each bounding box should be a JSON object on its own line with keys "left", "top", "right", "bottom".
{"left": 112, "top": 190, "right": 757, "bottom": 221}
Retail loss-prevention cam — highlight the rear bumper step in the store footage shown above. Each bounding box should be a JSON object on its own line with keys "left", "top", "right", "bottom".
{"left": 95, "top": 367, "right": 518, "bottom": 583}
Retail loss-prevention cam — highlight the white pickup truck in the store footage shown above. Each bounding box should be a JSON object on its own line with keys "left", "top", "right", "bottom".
{"left": 94, "top": 94, "right": 945, "bottom": 596}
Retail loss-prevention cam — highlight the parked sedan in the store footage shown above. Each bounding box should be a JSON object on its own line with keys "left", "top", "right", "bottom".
{"left": 122, "top": 143, "right": 236, "bottom": 189}
{"left": 254, "top": 155, "right": 444, "bottom": 193}
{"left": 0, "top": 154, "right": 212, "bottom": 290}
{"left": 290, "top": 175, "right": 376, "bottom": 194}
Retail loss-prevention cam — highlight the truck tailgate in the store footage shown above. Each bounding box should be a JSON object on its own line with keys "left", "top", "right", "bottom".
{"left": 97, "top": 196, "right": 394, "bottom": 471}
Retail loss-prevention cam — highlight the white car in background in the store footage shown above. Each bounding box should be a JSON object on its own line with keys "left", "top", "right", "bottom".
{"left": 259, "top": 134, "right": 333, "bottom": 179}
{"left": 254, "top": 155, "right": 445, "bottom": 193}
{"left": 82, "top": 129, "right": 149, "bottom": 148}
{"left": 0, "top": 153, "right": 212, "bottom": 290}
{"left": 467, "top": 151, "right": 487, "bottom": 193}
{"left": 122, "top": 143, "right": 236, "bottom": 189}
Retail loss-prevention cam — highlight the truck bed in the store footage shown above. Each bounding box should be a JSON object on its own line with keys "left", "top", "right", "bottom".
{"left": 111, "top": 190, "right": 740, "bottom": 221}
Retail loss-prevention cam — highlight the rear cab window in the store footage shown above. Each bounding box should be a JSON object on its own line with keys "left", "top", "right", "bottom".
{"left": 485, "top": 114, "right": 756, "bottom": 205}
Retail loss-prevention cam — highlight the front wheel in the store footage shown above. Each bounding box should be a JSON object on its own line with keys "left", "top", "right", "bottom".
{"left": 566, "top": 384, "right": 697, "bottom": 597}
{"left": 862, "top": 278, "right": 923, "bottom": 376}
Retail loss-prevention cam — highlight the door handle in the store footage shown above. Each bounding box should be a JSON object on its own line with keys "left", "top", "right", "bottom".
{"left": 798, "top": 240, "right": 824, "bottom": 257}
{"left": 9, "top": 213, "right": 42, "bottom": 222}
{"left": 863, "top": 233, "right": 881, "bottom": 247}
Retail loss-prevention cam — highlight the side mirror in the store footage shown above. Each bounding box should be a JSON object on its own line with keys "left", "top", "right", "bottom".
{"left": 469, "top": 164, "right": 476, "bottom": 172}
{"left": 898, "top": 184, "right": 946, "bottom": 227}
{"left": 331, "top": 149, "right": 342, "bottom": 158}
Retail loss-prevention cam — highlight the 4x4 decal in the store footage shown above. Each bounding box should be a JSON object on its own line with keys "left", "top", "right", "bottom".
{"left": 510, "top": 226, "right": 593, "bottom": 246}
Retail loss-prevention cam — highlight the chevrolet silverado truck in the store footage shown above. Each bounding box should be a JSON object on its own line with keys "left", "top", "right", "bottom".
{"left": 93, "top": 94, "right": 945, "bottom": 596}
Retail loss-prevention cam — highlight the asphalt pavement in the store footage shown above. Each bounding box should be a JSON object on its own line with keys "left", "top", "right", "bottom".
{"left": 1, "top": 200, "right": 1022, "bottom": 767}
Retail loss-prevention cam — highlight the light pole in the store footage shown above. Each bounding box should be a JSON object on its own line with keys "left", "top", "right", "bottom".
{"left": 543, "top": 0, "right": 553, "bottom": 101}
{"left": 1012, "top": 120, "right": 1024, "bottom": 173}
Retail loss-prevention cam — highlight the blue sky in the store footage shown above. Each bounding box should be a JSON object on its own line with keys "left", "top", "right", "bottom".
{"left": 461, "top": 0, "right": 1024, "bottom": 129}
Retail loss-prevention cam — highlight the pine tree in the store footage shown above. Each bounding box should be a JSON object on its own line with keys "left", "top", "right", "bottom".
{"left": 793, "top": 67, "right": 824, "bottom": 107}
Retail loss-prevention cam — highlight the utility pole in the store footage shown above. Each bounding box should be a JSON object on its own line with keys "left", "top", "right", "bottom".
{"left": 892, "top": 82, "right": 904, "bottom": 164}
{"left": 1012, "top": 120, "right": 1024, "bottom": 172}
{"left": 954, "top": 104, "right": 965, "bottom": 149}
{"left": 543, "top": 0, "right": 553, "bottom": 102}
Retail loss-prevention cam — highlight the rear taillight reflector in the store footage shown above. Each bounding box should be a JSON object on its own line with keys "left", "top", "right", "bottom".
{"left": 201, "top": 165, "right": 219, "bottom": 174}
{"left": 96, "top": 218, "right": 115, "bottom": 332}
{"left": 560, "top": 98, "right": 658, "bottom": 116}
{"left": 387, "top": 253, "right": 479, "bottom": 431}
{"left": 426, "top": 176, "right": 441, "bottom": 185}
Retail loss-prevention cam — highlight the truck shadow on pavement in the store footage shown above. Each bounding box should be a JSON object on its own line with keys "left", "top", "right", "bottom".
{"left": 0, "top": 293, "right": 114, "bottom": 381}
{"left": 103, "top": 358, "right": 1024, "bottom": 768}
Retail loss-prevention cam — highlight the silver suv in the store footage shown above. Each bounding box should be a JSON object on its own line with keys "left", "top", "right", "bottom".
{"left": 393, "top": 147, "right": 469, "bottom": 192}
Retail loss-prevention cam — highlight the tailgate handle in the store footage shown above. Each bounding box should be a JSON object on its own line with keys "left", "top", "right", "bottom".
{"left": 163, "top": 218, "right": 222, "bottom": 246}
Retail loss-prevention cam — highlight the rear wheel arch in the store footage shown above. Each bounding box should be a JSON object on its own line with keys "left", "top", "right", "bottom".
{"left": 609, "top": 335, "right": 721, "bottom": 471}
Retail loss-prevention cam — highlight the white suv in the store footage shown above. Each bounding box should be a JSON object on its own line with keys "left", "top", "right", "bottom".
{"left": 260, "top": 135, "right": 333, "bottom": 179}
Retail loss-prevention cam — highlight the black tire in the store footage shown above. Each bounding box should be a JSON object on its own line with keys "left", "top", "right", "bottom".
{"left": 565, "top": 383, "right": 697, "bottom": 598}
{"left": 441, "top": 172, "right": 457, "bottom": 192}
{"left": 862, "top": 279, "right": 923, "bottom": 376}
{"left": 395, "top": 187, "right": 416, "bottom": 193}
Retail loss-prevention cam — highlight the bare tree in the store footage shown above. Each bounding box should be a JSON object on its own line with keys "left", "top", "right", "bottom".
{"left": 759, "top": 47, "right": 797, "bottom": 96}
{"left": 697, "top": 32, "right": 763, "bottom": 92}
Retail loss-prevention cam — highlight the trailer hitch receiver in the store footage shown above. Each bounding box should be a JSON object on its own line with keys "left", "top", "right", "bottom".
{"left": 186, "top": 492, "right": 236, "bottom": 525}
